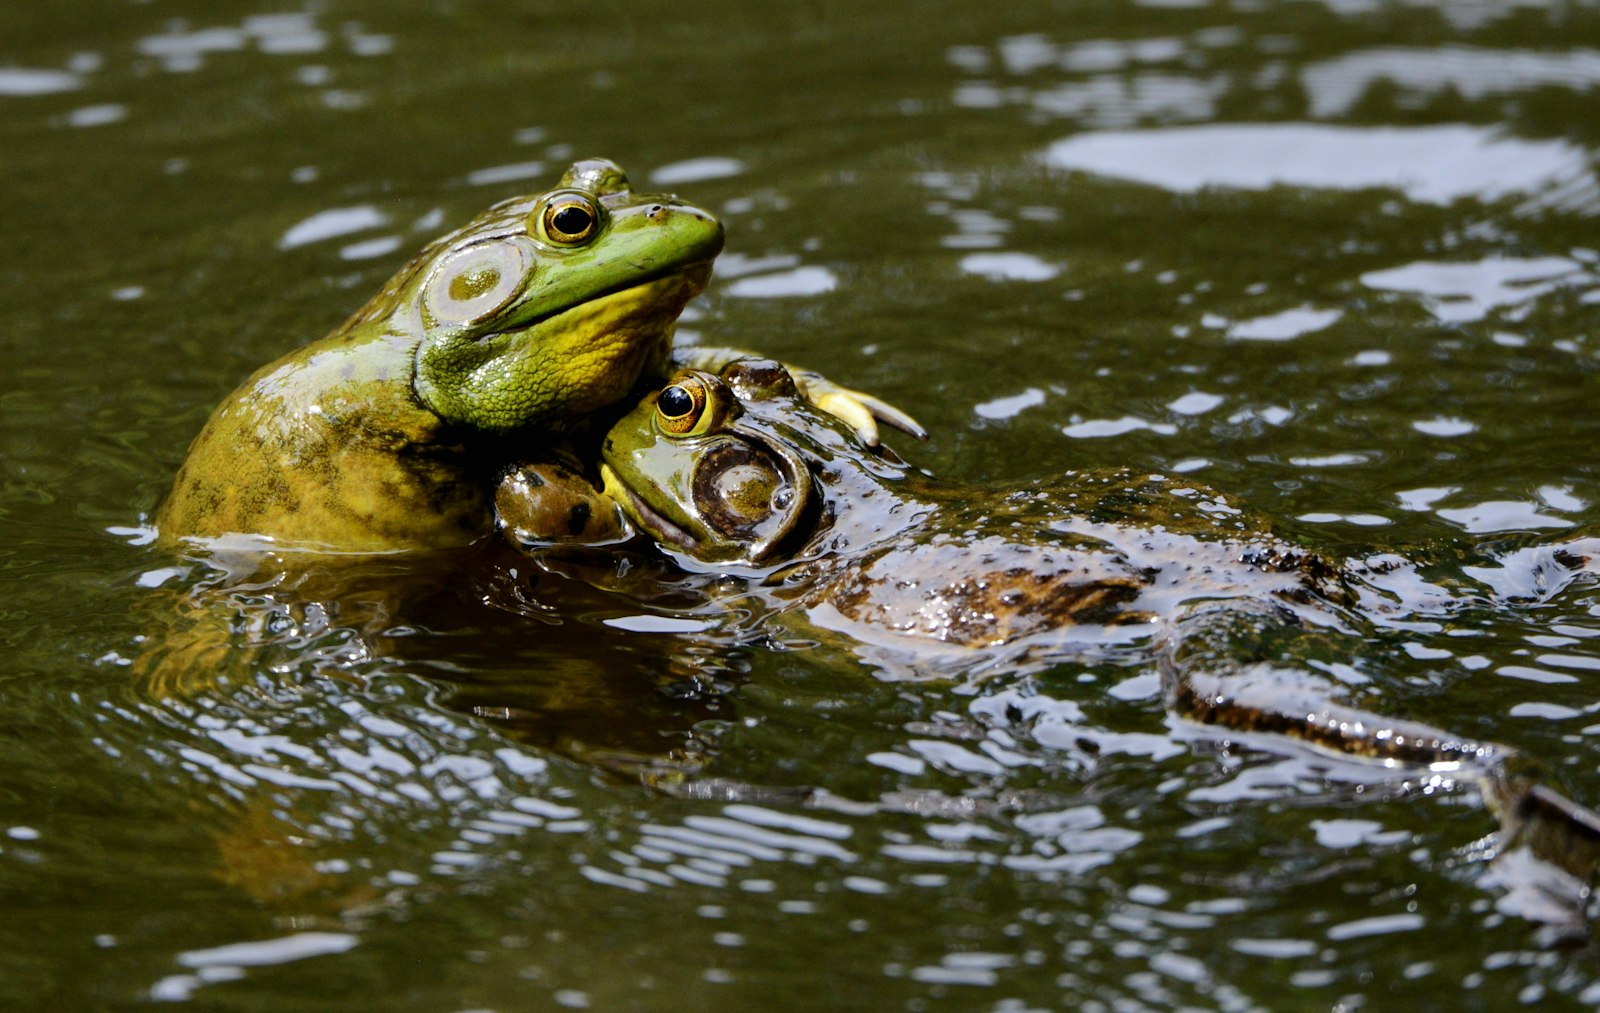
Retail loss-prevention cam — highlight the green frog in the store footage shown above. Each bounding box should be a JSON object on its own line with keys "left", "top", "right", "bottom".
{"left": 157, "top": 158, "right": 912, "bottom": 556}
{"left": 497, "top": 358, "right": 1600, "bottom": 934}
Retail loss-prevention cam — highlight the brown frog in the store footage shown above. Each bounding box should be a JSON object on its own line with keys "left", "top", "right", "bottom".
{"left": 497, "top": 358, "right": 1600, "bottom": 939}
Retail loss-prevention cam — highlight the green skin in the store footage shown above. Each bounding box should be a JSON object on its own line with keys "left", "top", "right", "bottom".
{"left": 157, "top": 158, "right": 726, "bottom": 554}
{"left": 506, "top": 360, "right": 1600, "bottom": 910}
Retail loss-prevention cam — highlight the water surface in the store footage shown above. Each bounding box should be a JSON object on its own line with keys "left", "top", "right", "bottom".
{"left": 4, "top": 0, "right": 1600, "bottom": 1007}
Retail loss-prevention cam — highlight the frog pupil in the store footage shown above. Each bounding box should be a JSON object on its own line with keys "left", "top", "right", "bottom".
{"left": 658, "top": 385, "right": 693, "bottom": 418}
{"left": 552, "top": 205, "right": 593, "bottom": 237}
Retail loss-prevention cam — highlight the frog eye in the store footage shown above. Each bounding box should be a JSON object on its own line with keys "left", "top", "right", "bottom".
{"left": 423, "top": 239, "right": 530, "bottom": 327}
{"left": 538, "top": 193, "right": 601, "bottom": 246}
{"left": 655, "top": 379, "right": 709, "bottom": 436}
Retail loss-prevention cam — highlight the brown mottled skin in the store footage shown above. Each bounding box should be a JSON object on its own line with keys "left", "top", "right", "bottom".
{"left": 495, "top": 359, "right": 1600, "bottom": 921}
{"left": 584, "top": 363, "right": 1348, "bottom": 655}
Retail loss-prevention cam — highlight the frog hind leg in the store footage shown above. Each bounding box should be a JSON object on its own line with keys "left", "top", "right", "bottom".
{"left": 1161, "top": 600, "right": 1600, "bottom": 946}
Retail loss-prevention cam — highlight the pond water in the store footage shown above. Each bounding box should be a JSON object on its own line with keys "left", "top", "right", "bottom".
{"left": 5, "top": 0, "right": 1600, "bottom": 1008}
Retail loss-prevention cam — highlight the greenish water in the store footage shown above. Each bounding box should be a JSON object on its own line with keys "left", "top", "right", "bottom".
{"left": 5, "top": 0, "right": 1600, "bottom": 1007}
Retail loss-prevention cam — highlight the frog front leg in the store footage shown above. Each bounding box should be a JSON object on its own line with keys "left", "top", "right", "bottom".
{"left": 495, "top": 454, "right": 631, "bottom": 550}
{"left": 670, "top": 346, "right": 926, "bottom": 446}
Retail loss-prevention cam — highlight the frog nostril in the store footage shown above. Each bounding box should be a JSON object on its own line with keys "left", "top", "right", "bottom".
{"left": 647, "top": 204, "right": 665, "bottom": 218}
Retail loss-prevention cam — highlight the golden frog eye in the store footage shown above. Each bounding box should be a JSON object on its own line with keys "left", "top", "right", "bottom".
{"left": 423, "top": 239, "right": 530, "bottom": 327}
{"left": 655, "top": 379, "right": 708, "bottom": 436}
{"left": 538, "top": 193, "right": 600, "bottom": 246}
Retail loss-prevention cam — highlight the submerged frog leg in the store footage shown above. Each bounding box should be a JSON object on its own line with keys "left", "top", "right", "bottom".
{"left": 1161, "top": 602, "right": 1507, "bottom": 767}
{"left": 1343, "top": 535, "right": 1600, "bottom": 621}
{"left": 1468, "top": 536, "right": 1600, "bottom": 603}
{"left": 1161, "top": 601, "right": 1600, "bottom": 943}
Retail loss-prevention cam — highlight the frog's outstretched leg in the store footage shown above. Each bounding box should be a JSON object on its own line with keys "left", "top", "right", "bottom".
{"left": 672, "top": 347, "right": 926, "bottom": 446}
{"left": 1162, "top": 602, "right": 1511, "bottom": 768}
{"left": 1161, "top": 601, "right": 1600, "bottom": 944}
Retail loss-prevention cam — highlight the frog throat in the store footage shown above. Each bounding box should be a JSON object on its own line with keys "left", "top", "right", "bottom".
{"left": 413, "top": 268, "right": 707, "bottom": 433}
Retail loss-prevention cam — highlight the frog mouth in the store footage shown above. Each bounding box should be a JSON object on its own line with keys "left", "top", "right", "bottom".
{"left": 524, "top": 260, "right": 715, "bottom": 332}
{"left": 599, "top": 463, "right": 698, "bottom": 552}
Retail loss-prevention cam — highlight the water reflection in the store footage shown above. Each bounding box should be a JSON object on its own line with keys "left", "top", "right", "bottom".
{"left": 63, "top": 103, "right": 125, "bottom": 128}
{"left": 1361, "top": 255, "right": 1594, "bottom": 323}
{"left": 464, "top": 161, "right": 547, "bottom": 187}
{"left": 9, "top": 0, "right": 1600, "bottom": 1006}
{"left": 278, "top": 205, "right": 389, "bottom": 250}
{"left": 0, "top": 68, "right": 82, "bottom": 95}
{"left": 1226, "top": 305, "right": 1344, "bottom": 342}
{"left": 974, "top": 386, "right": 1047, "bottom": 421}
{"left": 724, "top": 266, "right": 838, "bottom": 298}
{"left": 1305, "top": 45, "right": 1600, "bottom": 117}
{"left": 1043, "top": 124, "right": 1597, "bottom": 210}
{"left": 135, "top": 13, "right": 388, "bottom": 72}
{"left": 152, "top": 932, "right": 359, "bottom": 1002}
{"left": 651, "top": 157, "right": 747, "bottom": 186}
{"left": 959, "top": 252, "right": 1059, "bottom": 282}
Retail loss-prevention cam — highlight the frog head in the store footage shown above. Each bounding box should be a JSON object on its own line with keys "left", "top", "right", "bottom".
{"left": 599, "top": 359, "right": 905, "bottom": 565}
{"left": 411, "top": 159, "right": 724, "bottom": 433}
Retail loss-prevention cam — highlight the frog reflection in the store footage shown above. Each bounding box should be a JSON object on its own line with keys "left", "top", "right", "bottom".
{"left": 497, "top": 358, "right": 1600, "bottom": 937}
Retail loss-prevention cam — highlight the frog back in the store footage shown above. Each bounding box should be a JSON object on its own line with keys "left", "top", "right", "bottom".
{"left": 156, "top": 327, "right": 490, "bottom": 553}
